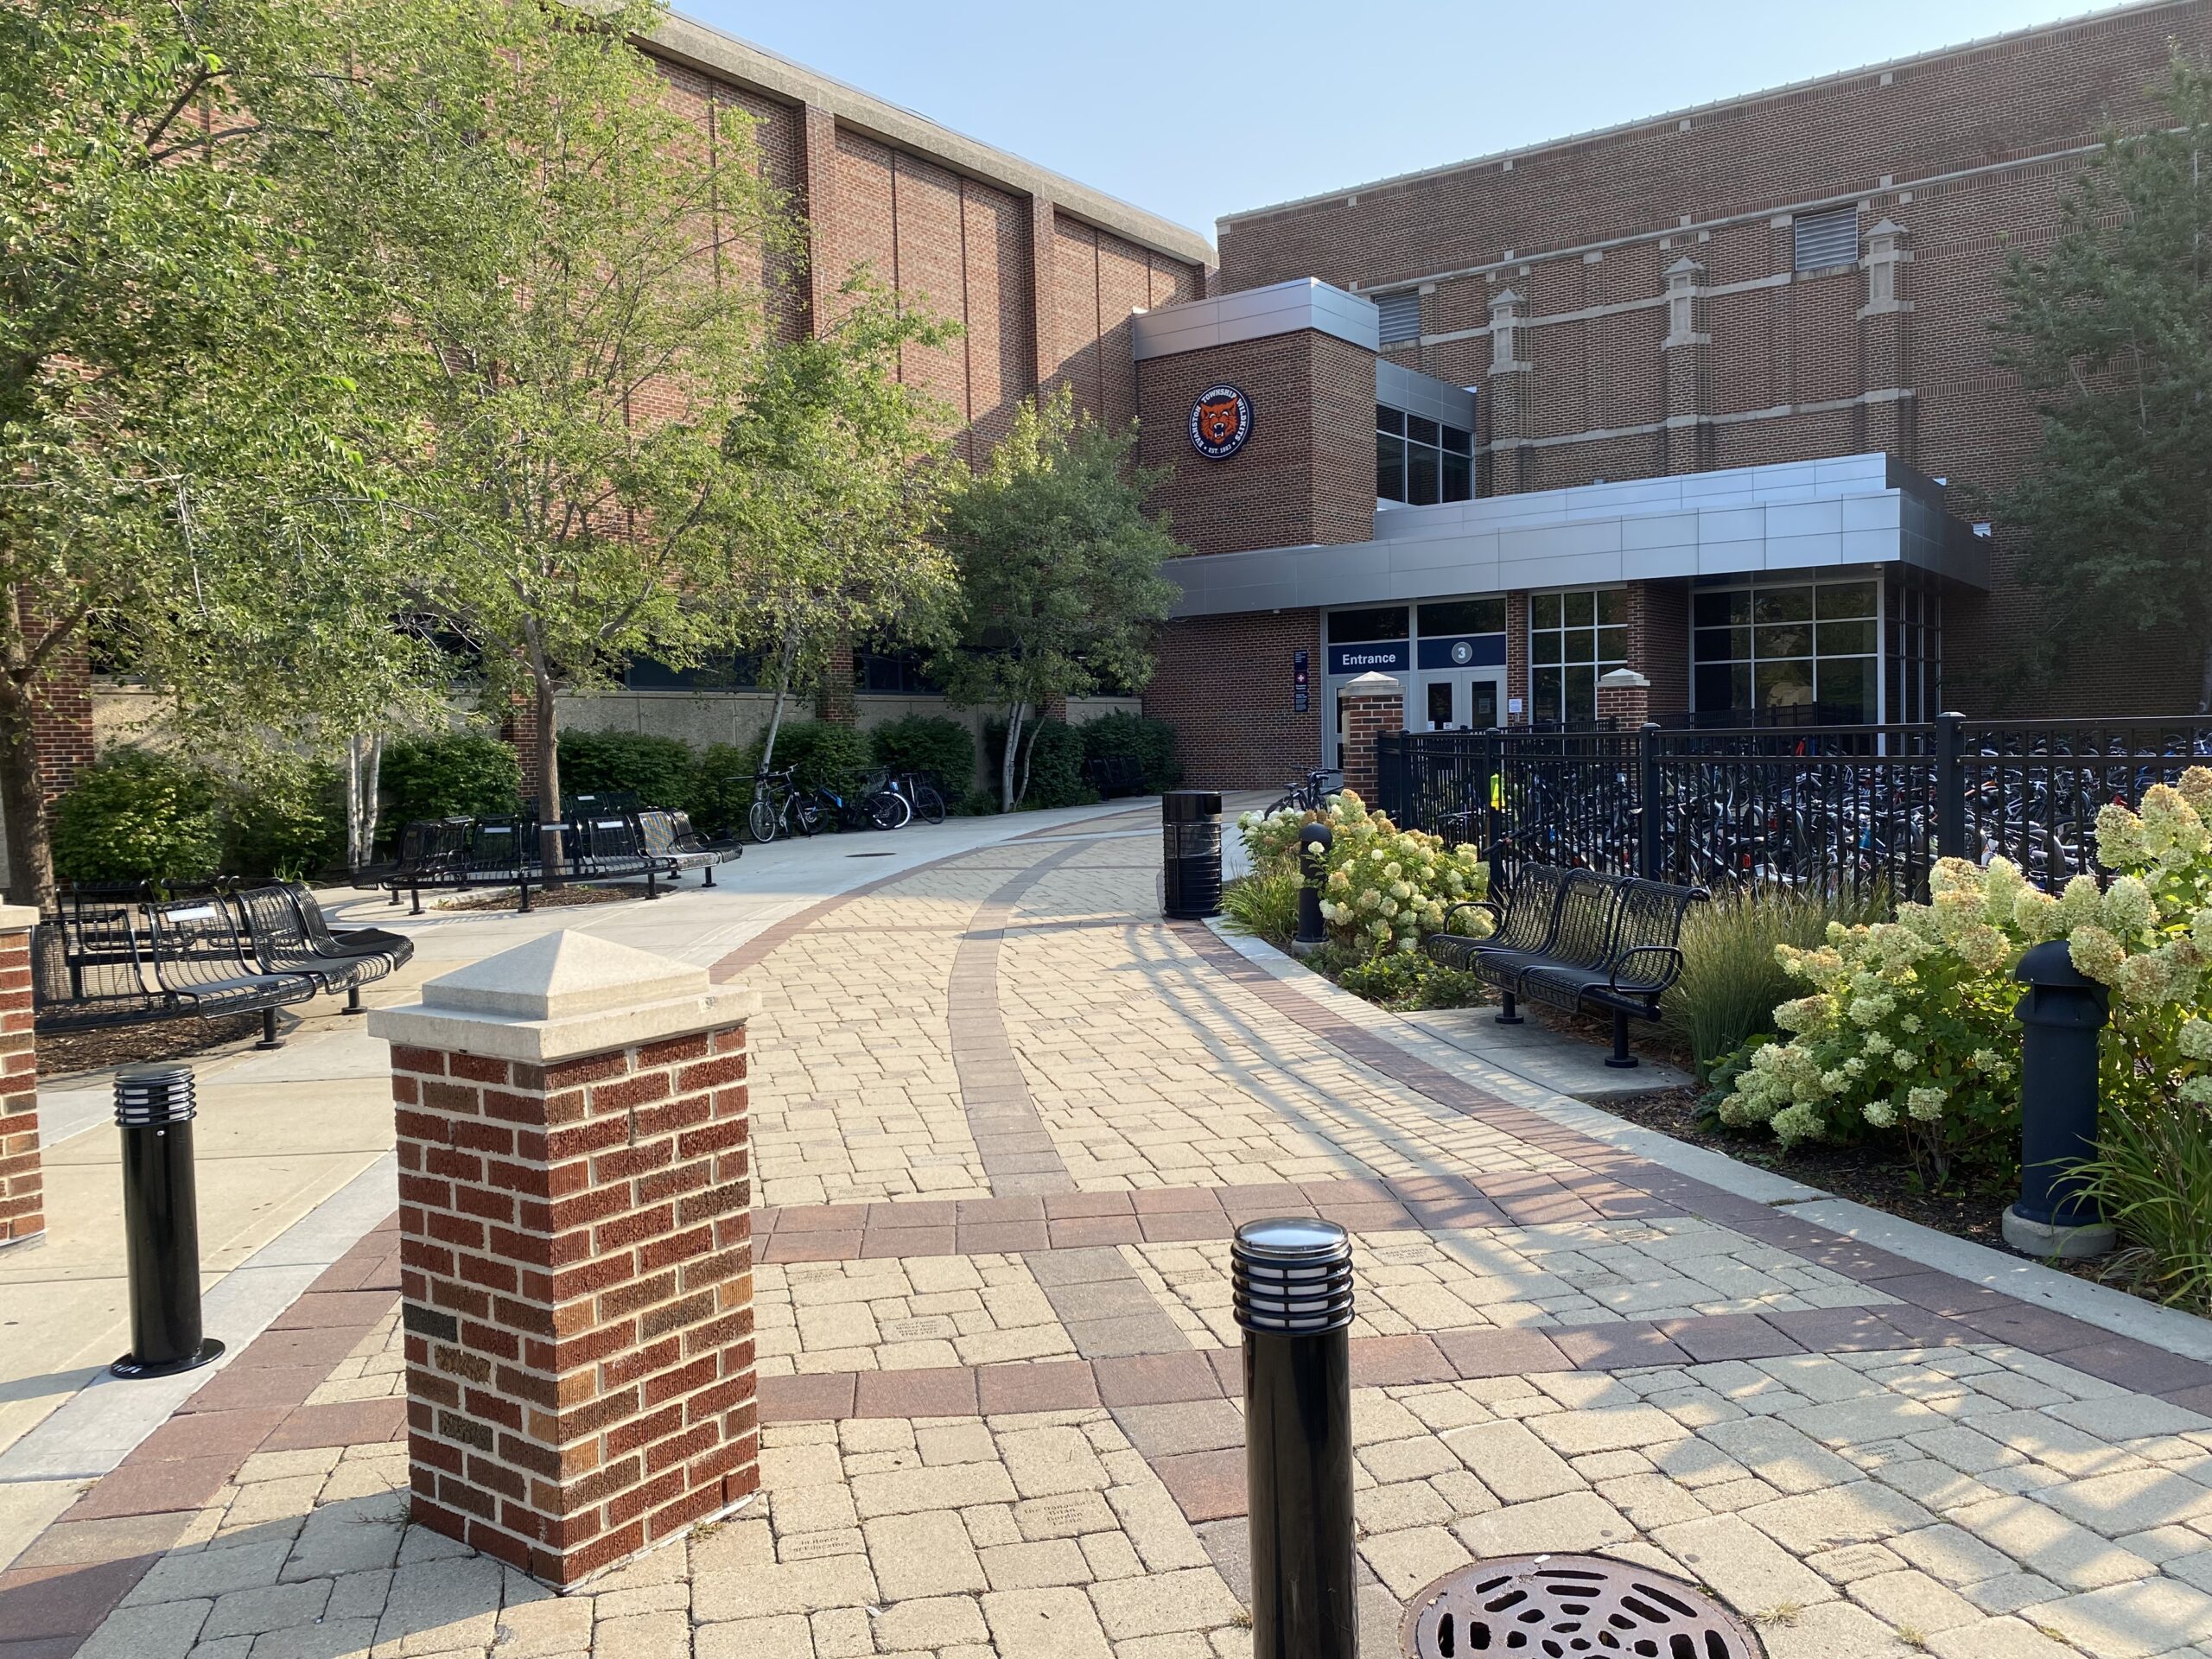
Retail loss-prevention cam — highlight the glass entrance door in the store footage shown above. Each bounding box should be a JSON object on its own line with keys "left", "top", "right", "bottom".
{"left": 1415, "top": 671, "right": 1503, "bottom": 731}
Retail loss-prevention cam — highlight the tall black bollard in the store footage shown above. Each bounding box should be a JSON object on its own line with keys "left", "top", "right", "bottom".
{"left": 1234, "top": 1217, "right": 1357, "bottom": 1659}
{"left": 111, "top": 1065, "right": 225, "bottom": 1378}
{"left": 1163, "top": 791, "right": 1225, "bottom": 920}
{"left": 1293, "top": 822, "right": 1333, "bottom": 952}
{"left": 2002, "top": 939, "right": 2115, "bottom": 1260}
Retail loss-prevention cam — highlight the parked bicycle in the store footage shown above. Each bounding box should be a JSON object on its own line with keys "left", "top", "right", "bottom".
{"left": 891, "top": 771, "right": 947, "bottom": 825}
{"left": 1265, "top": 767, "right": 1342, "bottom": 816}
{"left": 747, "top": 767, "right": 820, "bottom": 842}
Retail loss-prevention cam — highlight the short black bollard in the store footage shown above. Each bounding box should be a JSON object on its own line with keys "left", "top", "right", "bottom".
{"left": 2002, "top": 939, "right": 2115, "bottom": 1260}
{"left": 111, "top": 1065, "right": 224, "bottom": 1378}
{"left": 1162, "top": 790, "right": 1225, "bottom": 919}
{"left": 1234, "top": 1216, "right": 1357, "bottom": 1659}
{"left": 1293, "top": 822, "right": 1333, "bottom": 953}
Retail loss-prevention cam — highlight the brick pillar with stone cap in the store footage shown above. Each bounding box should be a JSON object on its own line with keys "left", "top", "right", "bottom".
{"left": 1338, "top": 671, "right": 1403, "bottom": 810}
{"left": 0, "top": 905, "right": 41, "bottom": 1248}
{"left": 368, "top": 931, "right": 760, "bottom": 1586}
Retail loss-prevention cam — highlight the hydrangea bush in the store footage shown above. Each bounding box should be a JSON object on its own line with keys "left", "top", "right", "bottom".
{"left": 1237, "top": 790, "right": 1489, "bottom": 959}
{"left": 1720, "top": 767, "right": 2212, "bottom": 1183}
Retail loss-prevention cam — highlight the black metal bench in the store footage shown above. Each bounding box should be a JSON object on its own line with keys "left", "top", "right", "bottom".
{"left": 636, "top": 809, "right": 741, "bottom": 886}
{"left": 1426, "top": 864, "right": 1706, "bottom": 1068}
{"left": 231, "top": 884, "right": 416, "bottom": 1014}
{"left": 1083, "top": 754, "right": 1145, "bottom": 798}
{"left": 565, "top": 812, "right": 683, "bottom": 897}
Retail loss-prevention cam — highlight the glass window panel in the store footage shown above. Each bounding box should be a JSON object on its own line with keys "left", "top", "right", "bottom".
{"left": 1419, "top": 599, "right": 1505, "bottom": 636}
{"left": 1694, "top": 663, "right": 1745, "bottom": 713}
{"left": 1532, "top": 593, "right": 1560, "bottom": 630}
{"left": 1376, "top": 405, "right": 1405, "bottom": 435}
{"left": 1408, "top": 445, "right": 1440, "bottom": 506}
{"left": 1818, "top": 657, "right": 1873, "bottom": 721}
{"left": 1596, "top": 588, "right": 1626, "bottom": 626}
{"left": 1694, "top": 626, "right": 1750, "bottom": 662}
{"left": 1534, "top": 666, "right": 1564, "bottom": 721}
{"left": 1752, "top": 587, "right": 1814, "bottom": 625}
{"left": 1816, "top": 581, "right": 1878, "bottom": 619}
{"left": 1441, "top": 425, "right": 1473, "bottom": 454}
{"left": 1816, "top": 620, "right": 1874, "bottom": 656}
{"left": 1531, "top": 628, "right": 1561, "bottom": 664}
{"left": 1440, "top": 450, "right": 1471, "bottom": 503}
{"left": 1376, "top": 434, "right": 1405, "bottom": 502}
{"left": 1692, "top": 589, "right": 1751, "bottom": 628}
{"left": 1597, "top": 626, "right": 1627, "bottom": 666}
{"left": 1757, "top": 659, "right": 1815, "bottom": 709}
{"left": 1755, "top": 624, "right": 1812, "bottom": 660}
{"left": 1327, "top": 606, "right": 1409, "bottom": 643}
{"left": 1407, "top": 414, "right": 1440, "bottom": 447}
{"left": 1575, "top": 628, "right": 1601, "bottom": 667}
{"left": 1565, "top": 665, "right": 1597, "bottom": 724}
{"left": 1427, "top": 682, "right": 1454, "bottom": 728}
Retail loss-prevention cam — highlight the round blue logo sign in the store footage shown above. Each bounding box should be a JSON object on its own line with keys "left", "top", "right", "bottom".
{"left": 1189, "top": 385, "right": 1254, "bottom": 460}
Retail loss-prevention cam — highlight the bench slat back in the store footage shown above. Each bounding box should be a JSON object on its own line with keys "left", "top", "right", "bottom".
{"left": 634, "top": 810, "right": 679, "bottom": 858}
{"left": 147, "top": 899, "right": 255, "bottom": 990}
{"left": 1493, "top": 865, "right": 1574, "bottom": 953}
{"left": 1548, "top": 869, "right": 1624, "bottom": 973}
{"left": 283, "top": 882, "right": 346, "bottom": 954}
{"left": 38, "top": 910, "right": 156, "bottom": 1006}
{"left": 232, "top": 885, "right": 312, "bottom": 969}
{"left": 573, "top": 814, "right": 643, "bottom": 868}
{"left": 1606, "top": 879, "right": 1707, "bottom": 985}
{"left": 468, "top": 817, "right": 529, "bottom": 877}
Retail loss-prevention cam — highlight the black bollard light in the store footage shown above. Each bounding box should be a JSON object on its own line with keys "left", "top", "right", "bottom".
{"left": 1234, "top": 1216, "right": 1357, "bottom": 1659}
{"left": 111, "top": 1065, "right": 225, "bottom": 1378}
{"left": 2002, "top": 939, "right": 2115, "bottom": 1261}
{"left": 1293, "top": 822, "right": 1333, "bottom": 953}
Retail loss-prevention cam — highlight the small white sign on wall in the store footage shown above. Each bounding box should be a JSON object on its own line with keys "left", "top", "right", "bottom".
{"left": 1507, "top": 697, "right": 1523, "bottom": 715}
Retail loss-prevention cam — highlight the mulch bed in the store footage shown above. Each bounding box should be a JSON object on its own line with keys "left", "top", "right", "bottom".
{"left": 436, "top": 882, "right": 652, "bottom": 912}
{"left": 38, "top": 1012, "right": 268, "bottom": 1079}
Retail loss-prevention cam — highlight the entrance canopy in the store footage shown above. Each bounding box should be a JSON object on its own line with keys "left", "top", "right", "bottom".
{"left": 1164, "top": 452, "right": 1988, "bottom": 619}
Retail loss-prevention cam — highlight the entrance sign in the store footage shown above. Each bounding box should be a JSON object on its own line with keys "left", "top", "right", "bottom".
{"left": 1326, "top": 642, "right": 1408, "bottom": 676}
{"left": 1190, "top": 385, "right": 1254, "bottom": 459}
{"left": 1294, "top": 648, "right": 1310, "bottom": 713}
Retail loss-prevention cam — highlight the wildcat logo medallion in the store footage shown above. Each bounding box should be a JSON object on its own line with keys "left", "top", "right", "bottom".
{"left": 1189, "top": 385, "right": 1253, "bottom": 460}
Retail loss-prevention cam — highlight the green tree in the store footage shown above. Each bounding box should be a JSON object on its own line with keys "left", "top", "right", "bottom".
{"left": 707, "top": 278, "right": 957, "bottom": 774}
{"left": 0, "top": 0, "right": 459, "bottom": 902}
{"left": 369, "top": 0, "right": 791, "bottom": 863}
{"left": 931, "top": 391, "right": 1181, "bottom": 811}
{"left": 1990, "top": 56, "right": 2212, "bottom": 712}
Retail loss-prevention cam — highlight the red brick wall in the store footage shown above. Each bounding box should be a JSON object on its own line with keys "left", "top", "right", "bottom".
{"left": 0, "top": 927, "right": 39, "bottom": 1248}
{"left": 30, "top": 626, "right": 92, "bottom": 805}
{"left": 1341, "top": 686, "right": 1403, "bottom": 806}
{"left": 391, "top": 1023, "right": 755, "bottom": 1586}
{"left": 1147, "top": 609, "right": 1323, "bottom": 789}
{"left": 1214, "top": 2, "right": 2212, "bottom": 713}
{"left": 1138, "top": 331, "right": 1376, "bottom": 556}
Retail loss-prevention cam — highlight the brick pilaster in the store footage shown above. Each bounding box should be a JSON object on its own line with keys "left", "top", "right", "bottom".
{"left": 1028, "top": 197, "right": 1056, "bottom": 393}
{"left": 1339, "top": 674, "right": 1403, "bottom": 807}
{"left": 1858, "top": 219, "right": 1915, "bottom": 465}
{"left": 501, "top": 699, "right": 543, "bottom": 800}
{"left": 1483, "top": 289, "right": 1530, "bottom": 496}
{"left": 1504, "top": 591, "right": 1531, "bottom": 727}
{"left": 0, "top": 908, "right": 40, "bottom": 1249}
{"left": 27, "top": 617, "right": 93, "bottom": 806}
{"left": 1662, "top": 257, "right": 1711, "bottom": 477}
{"left": 371, "top": 935, "right": 760, "bottom": 1587}
{"left": 817, "top": 639, "right": 856, "bottom": 727}
{"left": 798, "top": 103, "right": 840, "bottom": 338}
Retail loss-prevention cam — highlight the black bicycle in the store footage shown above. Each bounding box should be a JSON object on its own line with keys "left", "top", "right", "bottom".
{"left": 747, "top": 767, "right": 820, "bottom": 842}
{"left": 1266, "top": 766, "right": 1341, "bottom": 816}
{"left": 893, "top": 771, "right": 947, "bottom": 825}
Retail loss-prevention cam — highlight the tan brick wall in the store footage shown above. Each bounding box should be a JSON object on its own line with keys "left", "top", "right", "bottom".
{"left": 391, "top": 1022, "right": 756, "bottom": 1586}
{"left": 0, "top": 927, "right": 39, "bottom": 1247}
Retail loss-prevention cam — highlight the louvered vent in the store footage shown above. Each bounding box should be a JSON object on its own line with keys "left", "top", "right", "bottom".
{"left": 1793, "top": 207, "right": 1859, "bottom": 272}
{"left": 1376, "top": 290, "right": 1422, "bottom": 344}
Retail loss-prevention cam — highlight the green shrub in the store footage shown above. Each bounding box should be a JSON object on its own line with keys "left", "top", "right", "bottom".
{"left": 984, "top": 719, "right": 1095, "bottom": 810}
{"left": 772, "top": 721, "right": 873, "bottom": 797}
{"left": 688, "top": 741, "right": 762, "bottom": 838}
{"left": 1660, "top": 886, "right": 1891, "bottom": 1078}
{"left": 1222, "top": 869, "right": 1300, "bottom": 944}
{"left": 957, "top": 787, "right": 1000, "bottom": 817}
{"left": 382, "top": 734, "right": 520, "bottom": 826}
{"left": 556, "top": 729, "right": 696, "bottom": 809}
{"left": 1079, "top": 710, "right": 1180, "bottom": 793}
{"left": 870, "top": 715, "right": 976, "bottom": 794}
{"left": 53, "top": 749, "right": 224, "bottom": 887}
{"left": 226, "top": 759, "right": 345, "bottom": 880}
{"left": 1325, "top": 944, "right": 1486, "bottom": 1011}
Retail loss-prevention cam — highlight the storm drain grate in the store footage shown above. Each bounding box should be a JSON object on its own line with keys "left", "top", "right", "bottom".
{"left": 1402, "top": 1554, "right": 1764, "bottom": 1658}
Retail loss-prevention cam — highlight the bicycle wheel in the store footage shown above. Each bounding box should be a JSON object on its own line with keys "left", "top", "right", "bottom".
{"left": 747, "top": 797, "right": 780, "bottom": 843}
{"left": 867, "top": 791, "right": 911, "bottom": 830}
{"left": 913, "top": 785, "right": 946, "bottom": 825}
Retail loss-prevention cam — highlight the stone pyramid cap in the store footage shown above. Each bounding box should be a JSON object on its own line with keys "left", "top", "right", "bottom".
{"left": 423, "top": 931, "right": 708, "bottom": 1021}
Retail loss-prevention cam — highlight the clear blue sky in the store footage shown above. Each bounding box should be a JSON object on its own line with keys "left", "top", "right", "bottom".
{"left": 683, "top": 0, "right": 2103, "bottom": 241}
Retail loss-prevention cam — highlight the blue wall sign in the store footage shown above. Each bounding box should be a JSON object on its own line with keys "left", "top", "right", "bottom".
{"left": 1327, "top": 642, "right": 1408, "bottom": 676}
{"left": 1294, "top": 648, "right": 1310, "bottom": 713}
{"left": 1415, "top": 633, "right": 1508, "bottom": 671}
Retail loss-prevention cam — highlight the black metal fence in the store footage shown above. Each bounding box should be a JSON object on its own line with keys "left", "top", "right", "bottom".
{"left": 1376, "top": 715, "right": 2212, "bottom": 897}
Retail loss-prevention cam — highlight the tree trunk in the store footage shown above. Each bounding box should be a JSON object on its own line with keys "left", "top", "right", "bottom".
{"left": 0, "top": 677, "right": 54, "bottom": 910}
{"left": 758, "top": 631, "right": 801, "bottom": 773}
{"left": 1000, "top": 701, "right": 1025, "bottom": 814}
{"left": 534, "top": 670, "right": 563, "bottom": 878}
{"left": 1016, "top": 710, "right": 1044, "bottom": 809}
{"left": 345, "top": 732, "right": 384, "bottom": 872}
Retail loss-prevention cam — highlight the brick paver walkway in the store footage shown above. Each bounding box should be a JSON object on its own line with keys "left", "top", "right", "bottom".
{"left": 9, "top": 827, "right": 2212, "bottom": 1658}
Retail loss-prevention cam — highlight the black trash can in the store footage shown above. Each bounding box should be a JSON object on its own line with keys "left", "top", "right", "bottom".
{"left": 1161, "top": 790, "right": 1224, "bottom": 919}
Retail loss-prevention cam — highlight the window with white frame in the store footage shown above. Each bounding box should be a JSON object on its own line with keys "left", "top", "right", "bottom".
{"left": 1529, "top": 589, "right": 1627, "bottom": 725}
{"left": 1692, "top": 575, "right": 1878, "bottom": 723}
